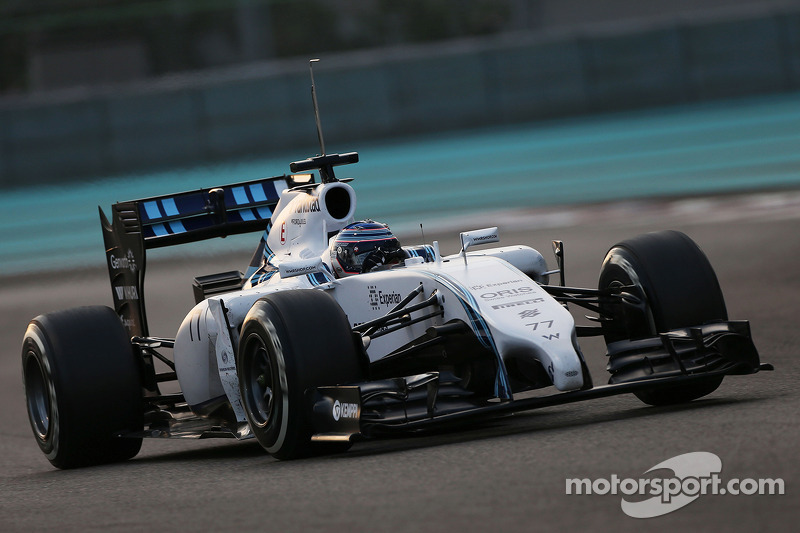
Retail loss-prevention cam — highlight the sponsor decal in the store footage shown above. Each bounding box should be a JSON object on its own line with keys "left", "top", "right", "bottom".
{"left": 332, "top": 399, "right": 359, "bottom": 421}
{"left": 280, "top": 222, "right": 286, "bottom": 245}
{"left": 279, "top": 258, "right": 323, "bottom": 278}
{"left": 294, "top": 197, "right": 321, "bottom": 214}
{"left": 284, "top": 265, "right": 317, "bottom": 275}
{"left": 479, "top": 286, "right": 536, "bottom": 301}
{"left": 109, "top": 249, "right": 137, "bottom": 273}
{"left": 566, "top": 451, "right": 785, "bottom": 519}
{"left": 471, "top": 279, "right": 524, "bottom": 290}
{"left": 460, "top": 227, "right": 499, "bottom": 251}
{"left": 119, "top": 316, "right": 136, "bottom": 330}
{"left": 368, "top": 287, "right": 378, "bottom": 308}
{"left": 114, "top": 285, "right": 140, "bottom": 300}
{"left": 368, "top": 285, "right": 402, "bottom": 310}
{"left": 492, "top": 297, "right": 545, "bottom": 310}
{"left": 290, "top": 218, "right": 307, "bottom": 226}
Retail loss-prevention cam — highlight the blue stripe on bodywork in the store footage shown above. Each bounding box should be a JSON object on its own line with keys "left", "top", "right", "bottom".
{"left": 261, "top": 223, "right": 275, "bottom": 264}
{"left": 249, "top": 184, "right": 268, "bottom": 203}
{"left": 151, "top": 223, "right": 168, "bottom": 236}
{"left": 416, "top": 270, "right": 513, "bottom": 399}
{"left": 161, "top": 198, "right": 179, "bottom": 217}
{"left": 309, "top": 271, "right": 332, "bottom": 286}
{"left": 143, "top": 201, "right": 162, "bottom": 221}
{"left": 232, "top": 186, "right": 249, "bottom": 205}
{"left": 167, "top": 220, "right": 186, "bottom": 234}
{"left": 252, "top": 269, "right": 277, "bottom": 286}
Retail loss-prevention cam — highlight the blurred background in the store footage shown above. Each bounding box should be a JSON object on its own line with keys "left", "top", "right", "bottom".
{"left": 2, "top": 0, "right": 800, "bottom": 273}
{"left": 4, "top": 1, "right": 800, "bottom": 95}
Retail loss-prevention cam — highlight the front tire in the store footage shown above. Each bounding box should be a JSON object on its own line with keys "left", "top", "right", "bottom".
{"left": 598, "top": 230, "right": 727, "bottom": 405}
{"left": 237, "top": 290, "right": 364, "bottom": 460}
{"left": 22, "top": 306, "right": 144, "bottom": 469}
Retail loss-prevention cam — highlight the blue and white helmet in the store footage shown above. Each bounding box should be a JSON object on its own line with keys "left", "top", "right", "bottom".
{"left": 330, "top": 220, "right": 404, "bottom": 277}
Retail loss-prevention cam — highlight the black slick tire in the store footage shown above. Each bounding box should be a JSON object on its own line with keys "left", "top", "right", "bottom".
{"left": 598, "top": 230, "right": 726, "bottom": 405}
{"left": 237, "top": 290, "right": 364, "bottom": 460}
{"left": 22, "top": 306, "right": 144, "bottom": 469}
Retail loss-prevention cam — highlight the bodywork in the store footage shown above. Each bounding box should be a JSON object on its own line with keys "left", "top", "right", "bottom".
{"left": 99, "top": 151, "right": 767, "bottom": 443}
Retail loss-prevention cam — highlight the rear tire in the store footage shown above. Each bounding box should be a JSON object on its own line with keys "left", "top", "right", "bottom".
{"left": 22, "top": 306, "right": 143, "bottom": 468}
{"left": 598, "top": 231, "right": 726, "bottom": 405}
{"left": 237, "top": 290, "right": 364, "bottom": 460}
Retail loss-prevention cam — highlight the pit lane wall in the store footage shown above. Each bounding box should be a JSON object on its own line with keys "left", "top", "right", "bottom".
{"left": 2, "top": 7, "right": 800, "bottom": 188}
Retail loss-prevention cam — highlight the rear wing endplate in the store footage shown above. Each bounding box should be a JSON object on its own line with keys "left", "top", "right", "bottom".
{"left": 99, "top": 174, "right": 311, "bottom": 338}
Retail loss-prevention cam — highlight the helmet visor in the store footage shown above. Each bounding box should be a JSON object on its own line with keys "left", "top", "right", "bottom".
{"left": 336, "top": 238, "right": 400, "bottom": 274}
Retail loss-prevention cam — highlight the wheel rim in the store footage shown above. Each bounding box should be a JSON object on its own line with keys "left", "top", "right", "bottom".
{"left": 601, "top": 263, "right": 653, "bottom": 342}
{"left": 243, "top": 335, "right": 275, "bottom": 427}
{"left": 24, "top": 351, "right": 51, "bottom": 440}
{"left": 602, "top": 278, "right": 638, "bottom": 341}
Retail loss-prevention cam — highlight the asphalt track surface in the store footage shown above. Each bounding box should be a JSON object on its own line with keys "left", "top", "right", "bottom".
{"left": 0, "top": 194, "right": 797, "bottom": 532}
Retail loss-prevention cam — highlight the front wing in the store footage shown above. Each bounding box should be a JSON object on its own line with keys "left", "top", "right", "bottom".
{"left": 309, "top": 320, "right": 769, "bottom": 442}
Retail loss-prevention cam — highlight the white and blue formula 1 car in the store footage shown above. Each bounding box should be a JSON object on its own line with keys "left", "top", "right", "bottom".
{"left": 21, "top": 67, "right": 770, "bottom": 468}
{"left": 21, "top": 148, "right": 771, "bottom": 468}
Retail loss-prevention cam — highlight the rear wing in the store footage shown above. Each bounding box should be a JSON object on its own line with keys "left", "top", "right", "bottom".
{"left": 99, "top": 173, "right": 312, "bottom": 338}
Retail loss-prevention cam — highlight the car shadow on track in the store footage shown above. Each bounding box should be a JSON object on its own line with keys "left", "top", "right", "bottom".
{"left": 134, "top": 440, "right": 268, "bottom": 464}
{"left": 339, "top": 395, "right": 770, "bottom": 460}
{"left": 115, "top": 394, "right": 773, "bottom": 467}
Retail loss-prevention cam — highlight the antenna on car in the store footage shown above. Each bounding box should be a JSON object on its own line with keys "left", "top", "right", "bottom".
{"left": 289, "top": 59, "right": 359, "bottom": 183}
{"left": 309, "top": 59, "right": 325, "bottom": 156}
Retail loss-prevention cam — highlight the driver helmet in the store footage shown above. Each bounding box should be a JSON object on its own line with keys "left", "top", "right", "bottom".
{"left": 330, "top": 220, "right": 405, "bottom": 277}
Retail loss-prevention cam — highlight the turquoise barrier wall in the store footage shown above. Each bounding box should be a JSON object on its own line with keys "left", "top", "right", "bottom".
{"left": 2, "top": 9, "right": 800, "bottom": 188}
